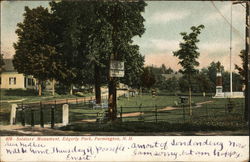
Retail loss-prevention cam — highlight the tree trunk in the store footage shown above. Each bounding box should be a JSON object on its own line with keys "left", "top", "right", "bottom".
{"left": 189, "top": 87, "right": 192, "bottom": 116}
{"left": 70, "top": 85, "right": 73, "bottom": 95}
{"left": 52, "top": 79, "right": 55, "bottom": 96}
{"left": 38, "top": 80, "right": 42, "bottom": 96}
{"left": 108, "top": 77, "right": 117, "bottom": 121}
{"left": 188, "top": 74, "right": 192, "bottom": 116}
{"left": 94, "top": 64, "right": 101, "bottom": 104}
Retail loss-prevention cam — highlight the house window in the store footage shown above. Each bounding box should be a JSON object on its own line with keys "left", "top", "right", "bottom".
{"left": 28, "top": 78, "right": 34, "bottom": 86}
{"left": 9, "top": 77, "right": 16, "bottom": 85}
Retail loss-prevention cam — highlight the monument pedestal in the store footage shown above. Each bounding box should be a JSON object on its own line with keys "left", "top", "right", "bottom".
{"left": 213, "top": 86, "right": 224, "bottom": 98}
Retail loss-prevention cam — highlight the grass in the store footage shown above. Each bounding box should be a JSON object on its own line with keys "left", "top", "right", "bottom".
{"left": 1, "top": 89, "right": 247, "bottom": 133}
{"left": 60, "top": 121, "right": 248, "bottom": 133}
{"left": 0, "top": 89, "right": 94, "bottom": 125}
{"left": 0, "top": 89, "right": 93, "bottom": 101}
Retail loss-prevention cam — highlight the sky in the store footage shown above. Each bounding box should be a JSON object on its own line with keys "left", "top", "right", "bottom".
{"left": 1, "top": 1, "right": 246, "bottom": 71}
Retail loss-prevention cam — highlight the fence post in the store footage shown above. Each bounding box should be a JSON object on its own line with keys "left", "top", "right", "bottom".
{"left": 21, "top": 102, "right": 25, "bottom": 126}
{"left": 155, "top": 105, "right": 158, "bottom": 123}
{"left": 51, "top": 105, "right": 55, "bottom": 128}
{"left": 10, "top": 104, "right": 17, "bottom": 125}
{"left": 120, "top": 106, "right": 123, "bottom": 122}
{"left": 62, "top": 104, "right": 69, "bottom": 126}
{"left": 40, "top": 102, "right": 44, "bottom": 128}
{"left": 31, "top": 108, "right": 34, "bottom": 127}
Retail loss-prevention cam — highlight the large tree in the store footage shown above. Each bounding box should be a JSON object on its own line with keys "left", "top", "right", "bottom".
{"left": 173, "top": 25, "right": 204, "bottom": 115}
{"left": 50, "top": 1, "right": 111, "bottom": 98}
{"left": 98, "top": 1, "right": 146, "bottom": 120}
{"left": 13, "top": 6, "right": 61, "bottom": 96}
{"left": 50, "top": 1, "right": 146, "bottom": 120}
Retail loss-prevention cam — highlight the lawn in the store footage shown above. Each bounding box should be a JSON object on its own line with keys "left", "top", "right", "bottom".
{"left": 0, "top": 89, "right": 94, "bottom": 125}
{"left": 1, "top": 89, "right": 247, "bottom": 132}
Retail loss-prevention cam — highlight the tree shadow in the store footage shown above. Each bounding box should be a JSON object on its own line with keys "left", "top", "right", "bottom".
{"left": 4, "top": 89, "right": 37, "bottom": 97}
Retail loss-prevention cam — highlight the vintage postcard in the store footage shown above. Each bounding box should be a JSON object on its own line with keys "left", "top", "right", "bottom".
{"left": 0, "top": 0, "right": 249, "bottom": 161}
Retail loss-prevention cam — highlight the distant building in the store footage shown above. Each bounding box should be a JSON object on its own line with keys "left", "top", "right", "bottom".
{"left": 0, "top": 59, "right": 36, "bottom": 89}
{"left": 161, "top": 73, "right": 183, "bottom": 80}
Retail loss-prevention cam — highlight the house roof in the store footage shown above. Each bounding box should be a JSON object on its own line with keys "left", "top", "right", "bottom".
{"left": 2, "top": 59, "right": 16, "bottom": 72}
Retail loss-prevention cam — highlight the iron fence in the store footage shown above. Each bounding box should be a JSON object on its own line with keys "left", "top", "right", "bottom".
{"left": 13, "top": 98, "right": 245, "bottom": 127}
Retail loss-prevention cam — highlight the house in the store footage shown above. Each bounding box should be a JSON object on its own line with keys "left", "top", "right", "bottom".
{"left": 0, "top": 59, "right": 36, "bottom": 89}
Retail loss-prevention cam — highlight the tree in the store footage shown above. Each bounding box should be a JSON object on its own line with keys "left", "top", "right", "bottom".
{"left": 120, "top": 45, "right": 145, "bottom": 89}
{"left": 173, "top": 25, "right": 204, "bottom": 115}
{"left": 140, "top": 67, "right": 156, "bottom": 90}
{"left": 13, "top": 6, "right": 60, "bottom": 96}
{"left": 166, "top": 67, "right": 174, "bottom": 74}
{"left": 50, "top": 1, "right": 111, "bottom": 99}
{"left": 0, "top": 54, "right": 5, "bottom": 73}
{"left": 96, "top": 1, "right": 147, "bottom": 120}
{"left": 51, "top": 1, "right": 146, "bottom": 120}
{"left": 235, "top": 50, "right": 247, "bottom": 88}
{"left": 165, "top": 77, "right": 180, "bottom": 92}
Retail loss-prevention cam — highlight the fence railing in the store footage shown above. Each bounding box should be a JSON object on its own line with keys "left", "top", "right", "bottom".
{"left": 10, "top": 98, "right": 245, "bottom": 127}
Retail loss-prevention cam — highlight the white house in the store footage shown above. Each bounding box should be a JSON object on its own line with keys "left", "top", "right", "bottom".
{"left": 0, "top": 59, "right": 36, "bottom": 89}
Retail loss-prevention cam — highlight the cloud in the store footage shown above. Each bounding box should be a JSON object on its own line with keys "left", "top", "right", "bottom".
{"left": 198, "top": 52, "right": 241, "bottom": 72}
{"left": 144, "top": 52, "right": 181, "bottom": 70}
{"left": 149, "top": 10, "right": 190, "bottom": 24}
{"left": 206, "top": 3, "right": 244, "bottom": 22}
{"left": 143, "top": 38, "right": 243, "bottom": 71}
{"left": 139, "top": 39, "right": 180, "bottom": 54}
{"left": 144, "top": 50, "right": 242, "bottom": 72}
{"left": 199, "top": 38, "right": 243, "bottom": 55}
{"left": 0, "top": 41, "right": 15, "bottom": 58}
{"left": 150, "top": 39, "right": 179, "bottom": 51}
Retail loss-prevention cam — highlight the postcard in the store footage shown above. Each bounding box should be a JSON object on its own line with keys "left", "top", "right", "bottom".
{"left": 0, "top": 0, "right": 249, "bottom": 161}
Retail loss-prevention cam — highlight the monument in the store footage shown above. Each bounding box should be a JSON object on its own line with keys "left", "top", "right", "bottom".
{"left": 214, "top": 63, "right": 224, "bottom": 98}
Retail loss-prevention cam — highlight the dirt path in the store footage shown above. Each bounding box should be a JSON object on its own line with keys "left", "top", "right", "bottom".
{"left": 195, "top": 100, "right": 214, "bottom": 108}
{"left": 121, "top": 112, "right": 143, "bottom": 117}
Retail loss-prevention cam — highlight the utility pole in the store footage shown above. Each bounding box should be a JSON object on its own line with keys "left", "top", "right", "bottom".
{"left": 233, "top": 1, "right": 249, "bottom": 122}
{"left": 230, "top": 4, "right": 233, "bottom": 97}
{"left": 246, "top": 1, "right": 249, "bottom": 122}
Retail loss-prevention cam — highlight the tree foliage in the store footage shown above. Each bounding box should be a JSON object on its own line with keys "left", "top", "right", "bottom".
{"left": 13, "top": 6, "right": 64, "bottom": 95}
{"left": 13, "top": 6, "right": 60, "bottom": 81}
{"left": 235, "top": 50, "right": 247, "bottom": 85}
{"left": 140, "top": 67, "right": 156, "bottom": 89}
{"left": 173, "top": 25, "right": 205, "bottom": 82}
{"left": 50, "top": 1, "right": 146, "bottom": 87}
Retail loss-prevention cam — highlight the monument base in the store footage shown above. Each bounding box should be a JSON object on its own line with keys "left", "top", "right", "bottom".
{"left": 213, "top": 92, "right": 244, "bottom": 98}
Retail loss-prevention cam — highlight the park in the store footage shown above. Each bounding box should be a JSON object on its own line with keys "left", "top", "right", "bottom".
{"left": 0, "top": 1, "right": 249, "bottom": 136}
